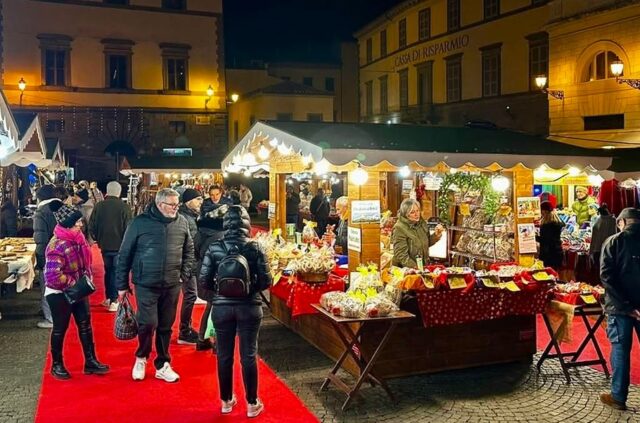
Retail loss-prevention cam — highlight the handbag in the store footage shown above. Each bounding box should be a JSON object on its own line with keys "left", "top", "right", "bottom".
{"left": 63, "top": 274, "right": 96, "bottom": 305}
{"left": 114, "top": 294, "right": 138, "bottom": 341}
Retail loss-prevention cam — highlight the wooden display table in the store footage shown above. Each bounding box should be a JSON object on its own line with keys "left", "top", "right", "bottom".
{"left": 312, "top": 304, "right": 415, "bottom": 410}
{"left": 536, "top": 303, "right": 609, "bottom": 383}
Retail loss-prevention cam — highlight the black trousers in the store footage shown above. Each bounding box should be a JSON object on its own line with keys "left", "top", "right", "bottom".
{"left": 198, "top": 301, "right": 213, "bottom": 341}
{"left": 134, "top": 285, "right": 181, "bottom": 370}
{"left": 46, "top": 294, "right": 92, "bottom": 362}
{"left": 179, "top": 276, "right": 198, "bottom": 334}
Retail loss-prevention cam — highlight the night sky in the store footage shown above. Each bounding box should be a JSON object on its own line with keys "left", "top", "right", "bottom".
{"left": 224, "top": 0, "right": 404, "bottom": 67}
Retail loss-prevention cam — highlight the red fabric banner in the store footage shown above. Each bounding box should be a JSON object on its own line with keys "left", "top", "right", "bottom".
{"left": 416, "top": 285, "right": 550, "bottom": 328}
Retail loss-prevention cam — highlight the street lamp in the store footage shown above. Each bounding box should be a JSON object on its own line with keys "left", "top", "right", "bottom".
{"left": 18, "top": 77, "right": 26, "bottom": 106}
{"left": 204, "top": 84, "right": 214, "bottom": 109}
{"left": 609, "top": 60, "right": 640, "bottom": 90}
{"left": 231, "top": 93, "right": 239, "bottom": 103}
{"left": 535, "top": 75, "right": 564, "bottom": 100}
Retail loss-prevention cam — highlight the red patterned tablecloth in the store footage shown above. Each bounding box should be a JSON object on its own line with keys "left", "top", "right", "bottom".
{"left": 416, "top": 285, "right": 550, "bottom": 328}
{"left": 270, "top": 273, "right": 347, "bottom": 318}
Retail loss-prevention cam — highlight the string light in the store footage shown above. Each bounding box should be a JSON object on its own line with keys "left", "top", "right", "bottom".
{"left": 351, "top": 164, "right": 369, "bottom": 186}
{"left": 258, "top": 145, "right": 270, "bottom": 160}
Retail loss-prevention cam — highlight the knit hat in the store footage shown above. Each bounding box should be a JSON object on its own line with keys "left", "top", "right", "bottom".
{"left": 575, "top": 186, "right": 588, "bottom": 194}
{"left": 181, "top": 188, "right": 202, "bottom": 204}
{"left": 540, "top": 201, "right": 553, "bottom": 212}
{"left": 54, "top": 205, "right": 84, "bottom": 228}
{"left": 36, "top": 184, "right": 57, "bottom": 201}
{"left": 106, "top": 181, "right": 122, "bottom": 197}
{"left": 76, "top": 189, "right": 89, "bottom": 203}
{"left": 618, "top": 208, "right": 640, "bottom": 221}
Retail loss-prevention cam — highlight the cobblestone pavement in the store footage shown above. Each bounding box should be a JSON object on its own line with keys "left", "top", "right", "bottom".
{"left": 2, "top": 289, "right": 639, "bottom": 423}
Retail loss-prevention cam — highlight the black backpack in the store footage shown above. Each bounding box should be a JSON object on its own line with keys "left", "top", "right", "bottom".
{"left": 216, "top": 244, "right": 252, "bottom": 297}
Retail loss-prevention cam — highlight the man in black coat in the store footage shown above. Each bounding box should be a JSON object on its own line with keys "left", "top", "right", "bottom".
{"left": 116, "top": 188, "right": 195, "bottom": 383}
{"left": 176, "top": 188, "right": 203, "bottom": 345}
{"left": 310, "top": 188, "right": 330, "bottom": 237}
{"left": 33, "top": 184, "right": 63, "bottom": 329}
{"left": 89, "top": 181, "right": 131, "bottom": 311}
{"left": 600, "top": 208, "right": 640, "bottom": 411}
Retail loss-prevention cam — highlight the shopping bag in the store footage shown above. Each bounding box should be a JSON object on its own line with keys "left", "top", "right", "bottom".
{"left": 114, "top": 294, "right": 138, "bottom": 341}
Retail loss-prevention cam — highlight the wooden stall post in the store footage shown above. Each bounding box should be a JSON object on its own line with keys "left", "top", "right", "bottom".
{"left": 347, "top": 169, "right": 381, "bottom": 273}
{"left": 513, "top": 165, "right": 535, "bottom": 264}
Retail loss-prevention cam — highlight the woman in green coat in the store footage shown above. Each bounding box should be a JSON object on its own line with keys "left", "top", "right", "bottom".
{"left": 391, "top": 198, "right": 445, "bottom": 268}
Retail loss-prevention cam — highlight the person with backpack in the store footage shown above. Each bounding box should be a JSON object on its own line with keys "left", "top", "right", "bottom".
{"left": 198, "top": 205, "right": 272, "bottom": 417}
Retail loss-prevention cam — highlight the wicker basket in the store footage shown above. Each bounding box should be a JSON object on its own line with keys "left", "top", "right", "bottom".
{"left": 297, "top": 272, "right": 329, "bottom": 284}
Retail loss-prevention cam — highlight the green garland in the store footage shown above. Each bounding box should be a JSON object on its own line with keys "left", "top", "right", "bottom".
{"left": 437, "top": 173, "right": 500, "bottom": 225}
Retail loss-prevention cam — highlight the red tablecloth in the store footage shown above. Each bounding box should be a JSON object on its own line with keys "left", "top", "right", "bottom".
{"left": 270, "top": 273, "right": 346, "bottom": 318}
{"left": 416, "top": 285, "right": 550, "bottom": 328}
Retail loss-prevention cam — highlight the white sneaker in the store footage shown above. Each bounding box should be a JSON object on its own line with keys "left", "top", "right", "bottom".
{"left": 101, "top": 299, "right": 111, "bottom": 308}
{"left": 108, "top": 302, "right": 119, "bottom": 312}
{"left": 195, "top": 297, "right": 207, "bottom": 305}
{"left": 221, "top": 395, "right": 237, "bottom": 414}
{"left": 132, "top": 357, "right": 146, "bottom": 381}
{"left": 37, "top": 320, "right": 53, "bottom": 329}
{"left": 155, "top": 362, "right": 180, "bottom": 383}
{"left": 247, "top": 399, "right": 264, "bottom": 418}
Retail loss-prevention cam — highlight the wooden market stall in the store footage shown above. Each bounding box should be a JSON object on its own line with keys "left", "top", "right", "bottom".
{"left": 223, "top": 121, "right": 615, "bottom": 378}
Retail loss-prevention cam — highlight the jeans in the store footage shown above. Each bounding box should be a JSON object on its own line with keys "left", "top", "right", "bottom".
{"left": 102, "top": 252, "right": 119, "bottom": 303}
{"left": 606, "top": 314, "right": 640, "bottom": 403}
{"left": 212, "top": 304, "right": 263, "bottom": 404}
{"left": 135, "top": 285, "right": 181, "bottom": 370}
{"left": 39, "top": 271, "right": 52, "bottom": 322}
{"left": 179, "top": 276, "right": 198, "bottom": 335}
{"left": 46, "top": 294, "right": 91, "bottom": 362}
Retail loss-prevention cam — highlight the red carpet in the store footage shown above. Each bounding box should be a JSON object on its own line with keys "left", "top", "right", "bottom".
{"left": 35, "top": 245, "right": 318, "bottom": 423}
{"left": 536, "top": 314, "right": 640, "bottom": 384}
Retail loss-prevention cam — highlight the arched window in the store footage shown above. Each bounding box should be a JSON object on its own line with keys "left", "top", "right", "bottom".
{"left": 584, "top": 51, "right": 621, "bottom": 81}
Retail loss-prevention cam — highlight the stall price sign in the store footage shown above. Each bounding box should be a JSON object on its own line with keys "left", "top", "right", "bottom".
{"left": 517, "top": 223, "right": 537, "bottom": 254}
{"left": 351, "top": 200, "right": 381, "bottom": 224}
{"left": 347, "top": 227, "right": 361, "bottom": 252}
{"left": 268, "top": 203, "right": 276, "bottom": 220}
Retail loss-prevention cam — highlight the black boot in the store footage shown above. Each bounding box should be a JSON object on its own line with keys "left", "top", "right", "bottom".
{"left": 50, "top": 332, "right": 70, "bottom": 380}
{"left": 78, "top": 320, "right": 110, "bottom": 375}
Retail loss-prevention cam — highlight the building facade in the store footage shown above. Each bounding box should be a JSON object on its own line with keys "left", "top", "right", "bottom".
{"left": 356, "top": 0, "right": 551, "bottom": 136}
{"left": 1, "top": 0, "right": 226, "bottom": 181}
{"left": 547, "top": 0, "right": 640, "bottom": 149}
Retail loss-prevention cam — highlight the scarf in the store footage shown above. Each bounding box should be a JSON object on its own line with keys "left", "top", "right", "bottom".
{"left": 53, "top": 225, "right": 93, "bottom": 273}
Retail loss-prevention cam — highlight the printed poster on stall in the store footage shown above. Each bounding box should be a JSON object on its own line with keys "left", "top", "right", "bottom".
{"left": 517, "top": 223, "right": 537, "bottom": 254}
{"left": 516, "top": 197, "right": 541, "bottom": 219}
{"left": 351, "top": 200, "right": 381, "bottom": 224}
{"left": 401, "top": 180, "right": 414, "bottom": 195}
{"left": 347, "top": 227, "right": 361, "bottom": 252}
{"left": 267, "top": 203, "right": 276, "bottom": 220}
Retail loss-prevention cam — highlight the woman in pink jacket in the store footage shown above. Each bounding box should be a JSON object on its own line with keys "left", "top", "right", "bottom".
{"left": 44, "top": 205, "right": 109, "bottom": 380}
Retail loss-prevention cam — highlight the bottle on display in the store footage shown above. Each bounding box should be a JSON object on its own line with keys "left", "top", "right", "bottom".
{"left": 416, "top": 255, "right": 424, "bottom": 271}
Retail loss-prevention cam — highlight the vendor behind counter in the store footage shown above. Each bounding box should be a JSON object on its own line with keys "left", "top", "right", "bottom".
{"left": 391, "top": 198, "right": 444, "bottom": 269}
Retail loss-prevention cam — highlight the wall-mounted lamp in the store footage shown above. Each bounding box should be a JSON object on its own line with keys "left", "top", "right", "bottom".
{"left": 535, "top": 75, "right": 564, "bottom": 100}
{"left": 610, "top": 60, "right": 640, "bottom": 90}
{"left": 18, "top": 77, "right": 26, "bottom": 106}
{"left": 204, "top": 84, "right": 214, "bottom": 109}
{"left": 230, "top": 93, "right": 239, "bottom": 103}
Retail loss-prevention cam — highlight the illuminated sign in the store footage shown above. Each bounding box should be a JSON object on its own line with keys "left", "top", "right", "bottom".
{"left": 394, "top": 34, "right": 470, "bottom": 68}
{"left": 162, "top": 148, "right": 192, "bottom": 157}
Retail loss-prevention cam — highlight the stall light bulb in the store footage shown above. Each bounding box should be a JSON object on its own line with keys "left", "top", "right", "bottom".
{"left": 534, "top": 166, "right": 547, "bottom": 180}
{"left": 568, "top": 166, "right": 580, "bottom": 176}
{"left": 277, "top": 143, "right": 290, "bottom": 155}
{"left": 222, "top": 171, "right": 228, "bottom": 178}
{"left": 314, "top": 160, "right": 329, "bottom": 175}
{"left": 588, "top": 174, "right": 604, "bottom": 186}
{"left": 269, "top": 137, "right": 279, "bottom": 147}
{"left": 165, "top": 173, "right": 171, "bottom": 178}
{"left": 243, "top": 169, "right": 252, "bottom": 177}
{"left": 491, "top": 175, "right": 510, "bottom": 192}
{"left": 351, "top": 167, "right": 369, "bottom": 186}
{"left": 399, "top": 165, "right": 411, "bottom": 178}
{"left": 258, "top": 145, "right": 270, "bottom": 160}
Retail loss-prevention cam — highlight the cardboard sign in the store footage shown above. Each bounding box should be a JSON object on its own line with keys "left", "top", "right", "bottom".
{"left": 517, "top": 223, "right": 537, "bottom": 254}
{"left": 268, "top": 203, "right": 276, "bottom": 219}
{"left": 402, "top": 179, "right": 414, "bottom": 195}
{"left": 347, "top": 227, "right": 361, "bottom": 252}
{"left": 351, "top": 200, "right": 381, "bottom": 224}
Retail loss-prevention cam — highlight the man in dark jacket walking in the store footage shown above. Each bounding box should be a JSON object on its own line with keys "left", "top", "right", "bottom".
{"left": 176, "top": 188, "right": 203, "bottom": 345}
{"left": 89, "top": 181, "right": 131, "bottom": 311}
{"left": 600, "top": 207, "right": 640, "bottom": 411}
{"left": 116, "top": 188, "right": 195, "bottom": 383}
{"left": 199, "top": 206, "right": 272, "bottom": 417}
{"left": 33, "top": 184, "right": 63, "bottom": 329}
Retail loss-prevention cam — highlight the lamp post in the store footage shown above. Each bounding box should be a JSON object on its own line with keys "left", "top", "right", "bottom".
{"left": 535, "top": 75, "right": 564, "bottom": 100}
{"left": 18, "top": 77, "right": 26, "bottom": 106}
{"left": 610, "top": 60, "right": 640, "bottom": 90}
{"left": 204, "top": 84, "right": 214, "bottom": 110}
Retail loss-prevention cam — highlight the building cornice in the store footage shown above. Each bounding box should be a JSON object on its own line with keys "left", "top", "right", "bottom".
{"left": 30, "top": 0, "right": 221, "bottom": 18}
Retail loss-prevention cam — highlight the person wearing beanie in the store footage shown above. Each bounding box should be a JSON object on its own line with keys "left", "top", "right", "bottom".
{"left": 33, "top": 184, "right": 64, "bottom": 329}
{"left": 44, "top": 205, "right": 109, "bottom": 379}
{"left": 198, "top": 206, "right": 272, "bottom": 417}
{"left": 600, "top": 207, "right": 640, "bottom": 411}
{"left": 177, "top": 188, "right": 203, "bottom": 345}
{"left": 89, "top": 181, "right": 132, "bottom": 311}
{"left": 536, "top": 201, "right": 564, "bottom": 270}
{"left": 572, "top": 185, "right": 596, "bottom": 226}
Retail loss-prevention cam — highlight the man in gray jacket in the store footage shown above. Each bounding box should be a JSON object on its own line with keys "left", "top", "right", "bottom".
{"left": 599, "top": 207, "right": 640, "bottom": 411}
{"left": 117, "top": 188, "right": 194, "bottom": 383}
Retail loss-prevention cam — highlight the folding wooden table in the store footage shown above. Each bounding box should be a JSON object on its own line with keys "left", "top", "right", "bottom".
{"left": 311, "top": 304, "right": 415, "bottom": 410}
{"left": 536, "top": 303, "right": 610, "bottom": 383}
